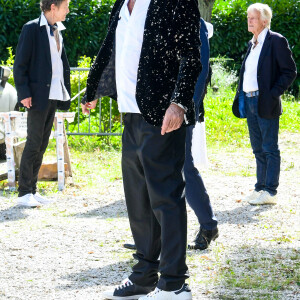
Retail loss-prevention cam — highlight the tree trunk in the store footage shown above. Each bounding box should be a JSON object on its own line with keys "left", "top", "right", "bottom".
{"left": 198, "top": 0, "right": 215, "bottom": 22}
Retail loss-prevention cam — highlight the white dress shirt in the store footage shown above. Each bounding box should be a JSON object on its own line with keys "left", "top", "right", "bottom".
{"left": 40, "top": 13, "right": 70, "bottom": 101}
{"left": 115, "top": 0, "right": 151, "bottom": 113}
{"left": 243, "top": 27, "right": 268, "bottom": 93}
{"left": 205, "top": 21, "right": 214, "bottom": 39}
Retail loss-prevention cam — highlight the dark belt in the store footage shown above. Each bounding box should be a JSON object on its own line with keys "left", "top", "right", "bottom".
{"left": 245, "top": 90, "right": 259, "bottom": 97}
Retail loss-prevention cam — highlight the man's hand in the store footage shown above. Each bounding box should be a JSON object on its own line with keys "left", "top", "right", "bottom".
{"left": 21, "top": 97, "right": 32, "bottom": 109}
{"left": 161, "top": 103, "right": 185, "bottom": 135}
{"left": 81, "top": 99, "right": 98, "bottom": 115}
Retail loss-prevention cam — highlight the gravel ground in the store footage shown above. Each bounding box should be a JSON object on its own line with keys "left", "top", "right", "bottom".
{"left": 0, "top": 132, "right": 299, "bottom": 300}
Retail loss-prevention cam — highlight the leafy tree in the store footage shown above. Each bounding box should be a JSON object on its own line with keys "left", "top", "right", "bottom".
{"left": 198, "top": 0, "right": 216, "bottom": 21}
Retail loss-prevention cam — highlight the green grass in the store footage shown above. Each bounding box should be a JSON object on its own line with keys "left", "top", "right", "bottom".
{"left": 205, "top": 88, "right": 250, "bottom": 150}
{"left": 204, "top": 87, "right": 300, "bottom": 151}
{"left": 218, "top": 249, "right": 300, "bottom": 294}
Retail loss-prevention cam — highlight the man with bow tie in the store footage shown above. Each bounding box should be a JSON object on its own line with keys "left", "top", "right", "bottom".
{"left": 14, "top": 0, "right": 71, "bottom": 207}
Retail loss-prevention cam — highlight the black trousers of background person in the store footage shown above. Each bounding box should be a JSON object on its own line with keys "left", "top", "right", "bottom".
{"left": 18, "top": 100, "right": 57, "bottom": 197}
{"left": 122, "top": 113, "right": 188, "bottom": 291}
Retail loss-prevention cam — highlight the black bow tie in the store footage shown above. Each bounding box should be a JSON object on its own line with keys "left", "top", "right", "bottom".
{"left": 48, "top": 23, "right": 58, "bottom": 36}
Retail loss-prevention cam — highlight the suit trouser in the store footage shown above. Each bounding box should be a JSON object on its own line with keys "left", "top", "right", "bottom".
{"left": 184, "top": 125, "right": 218, "bottom": 230}
{"left": 18, "top": 100, "right": 57, "bottom": 197}
{"left": 122, "top": 113, "right": 188, "bottom": 291}
{"left": 245, "top": 95, "right": 280, "bottom": 195}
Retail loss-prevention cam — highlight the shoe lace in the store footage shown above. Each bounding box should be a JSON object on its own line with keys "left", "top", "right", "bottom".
{"left": 116, "top": 279, "right": 133, "bottom": 290}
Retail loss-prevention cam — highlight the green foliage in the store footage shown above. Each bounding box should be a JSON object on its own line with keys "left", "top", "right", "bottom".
{"left": 210, "top": 57, "right": 238, "bottom": 90}
{"left": 0, "top": 0, "right": 114, "bottom": 66}
{"left": 63, "top": 0, "right": 114, "bottom": 65}
{"left": 1, "top": 47, "right": 15, "bottom": 86}
{"left": 211, "top": 0, "right": 300, "bottom": 97}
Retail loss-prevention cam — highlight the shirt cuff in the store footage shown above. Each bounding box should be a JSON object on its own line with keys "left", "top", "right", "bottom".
{"left": 170, "top": 101, "right": 187, "bottom": 112}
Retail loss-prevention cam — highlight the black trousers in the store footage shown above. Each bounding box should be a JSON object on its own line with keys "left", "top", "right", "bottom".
{"left": 18, "top": 100, "right": 57, "bottom": 197}
{"left": 122, "top": 114, "right": 188, "bottom": 291}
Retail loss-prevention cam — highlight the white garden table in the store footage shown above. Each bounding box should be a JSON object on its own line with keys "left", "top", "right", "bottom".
{"left": 0, "top": 111, "right": 74, "bottom": 191}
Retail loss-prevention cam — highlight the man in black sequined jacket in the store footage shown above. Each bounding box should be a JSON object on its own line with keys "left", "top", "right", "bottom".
{"left": 82, "top": 0, "right": 201, "bottom": 299}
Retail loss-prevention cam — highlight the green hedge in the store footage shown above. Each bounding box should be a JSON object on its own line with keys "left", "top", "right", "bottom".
{"left": 211, "top": 0, "right": 299, "bottom": 96}
{"left": 0, "top": 0, "right": 114, "bottom": 66}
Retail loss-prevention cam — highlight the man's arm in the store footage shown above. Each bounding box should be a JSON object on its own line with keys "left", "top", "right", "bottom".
{"left": 161, "top": 0, "right": 201, "bottom": 134}
{"left": 170, "top": 0, "right": 201, "bottom": 109}
{"left": 13, "top": 24, "right": 34, "bottom": 104}
{"left": 271, "top": 36, "right": 297, "bottom": 98}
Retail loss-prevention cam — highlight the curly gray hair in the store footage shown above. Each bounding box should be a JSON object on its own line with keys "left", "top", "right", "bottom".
{"left": 40, "top": 0, "right": 66, "bottom": 12}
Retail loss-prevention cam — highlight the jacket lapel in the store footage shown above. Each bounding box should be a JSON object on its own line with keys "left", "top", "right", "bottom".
{"left": 257, "top": 30, "right": 271, "bottom": 73}
{"left": 39, "top": 16, "right": 52, "bottom": 67}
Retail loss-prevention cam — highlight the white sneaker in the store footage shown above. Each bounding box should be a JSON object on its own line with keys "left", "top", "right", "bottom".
{"left": 249, "top": 191, "right": 277, "bottom": 205}
{"left": 244, "top": 190, "right": 261, "bottom": 203}
{"left": 33, "top": 192, "right": 52, "bottom": 205}
{"left": 138, "top": 284, "right": 192, "bottom": 300}
{"left": 17, "top": 194, "right": 41, "bottom": 207}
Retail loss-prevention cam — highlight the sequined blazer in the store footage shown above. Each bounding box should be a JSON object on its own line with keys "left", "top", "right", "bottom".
{"left": 83, "top": 0, "right": 201, "bottom": 126}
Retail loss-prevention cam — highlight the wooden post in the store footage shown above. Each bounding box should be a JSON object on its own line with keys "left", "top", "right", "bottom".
{"left": 3, "top": 113, "right": 16, "bottom": 190}
{"left": 55, "top": 114, "right": 65, "bottom": 191}
{"left": 63, "top": 126, "right": 72, "bottom": 178}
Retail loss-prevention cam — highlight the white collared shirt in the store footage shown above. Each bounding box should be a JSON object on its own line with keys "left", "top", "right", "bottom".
{"left": 243, "top": 27, "right": 268, "bottom": 93}
{"left": 40, "top": 13, "right": 70, "bottom": 101}
{"left": 115, "top": 0, "right": 151, "bottom": 113}
{"left": 205, "top": 21, "right": 214, "bottom": 39}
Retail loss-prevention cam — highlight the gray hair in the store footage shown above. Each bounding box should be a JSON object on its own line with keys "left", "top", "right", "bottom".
{"left": 40, "top": 0, "right": 66, "bottom": 12}
{"left": 247, "top": 3, "right": 272, "bottom": 29}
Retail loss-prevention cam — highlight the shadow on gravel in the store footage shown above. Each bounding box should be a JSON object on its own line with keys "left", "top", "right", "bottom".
{"left": 73, "top": 199, "right": 128, "bottom": 219}
{"left": 0, "top": 205, "right": 31, "bottom": 223}
{"left": 215, "top": 204, "right": 272, "bottom": 225}
{"left": 56, "top": 259, "right": 134, "bottom": 290}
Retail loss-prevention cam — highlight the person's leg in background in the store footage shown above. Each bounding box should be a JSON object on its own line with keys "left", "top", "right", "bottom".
{"left": 245, "top": 95, "right": 279, "bottom": 205}
{"left": 17, "top": 100, "right": 56, "bottom": 207}
{"left": 31, "top": 100, "right": 57, "bottom": 204}
{"left": 184, "top": 125, "right": 218, "bottom": 250}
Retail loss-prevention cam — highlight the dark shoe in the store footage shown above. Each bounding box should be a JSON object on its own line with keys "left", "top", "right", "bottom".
{"left": 188, "top": 227, "right": 219, "bottom": 250}
{"left": 102, "top": 278, "right": 154, "bottom": 299}
{"left": 123, "top": 243, "right": 136, "bottom": 250}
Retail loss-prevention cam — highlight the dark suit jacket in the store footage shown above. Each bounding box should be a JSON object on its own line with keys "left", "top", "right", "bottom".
{"left": 193, "top": 18, "right": 210, "bottom": 122}
{"left": 233, "top": 30, "right": 297, "bottom": 119}
{"left": 14, "top": 17, "right": 71, "bottom": 111}
{"left": 84, "top": 0, "right": 201, "bottom": 126}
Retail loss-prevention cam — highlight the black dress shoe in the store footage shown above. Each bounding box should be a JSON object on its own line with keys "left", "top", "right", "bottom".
{"left": 188, "top": 227, "right": 219, "bottom": 250}
{"left": 123, "top": 243, "right": 136, "bottom": 250}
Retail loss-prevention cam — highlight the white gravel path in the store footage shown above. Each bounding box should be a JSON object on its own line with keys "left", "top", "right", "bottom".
{"left": 0, "top": 132, "right": 299, "bottom": 300}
